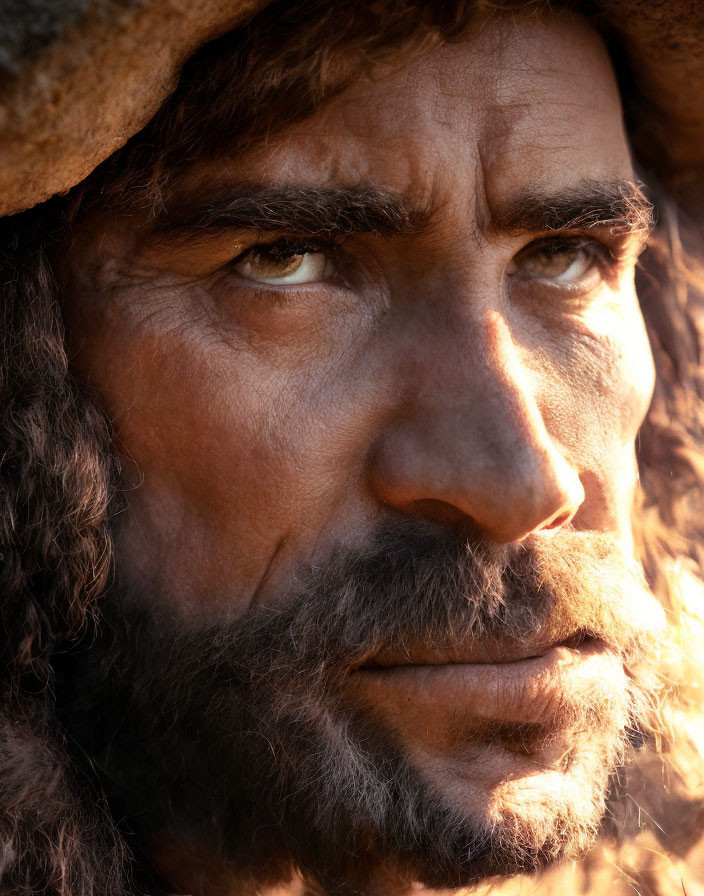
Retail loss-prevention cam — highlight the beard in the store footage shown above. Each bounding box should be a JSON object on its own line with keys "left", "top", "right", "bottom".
{"left": 59, "top": 520, "right": 666, "bottom": 896}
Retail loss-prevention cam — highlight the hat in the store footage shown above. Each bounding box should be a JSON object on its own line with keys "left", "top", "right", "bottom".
{"left": 1, "top": 0, "right": 703, "bottom": 218}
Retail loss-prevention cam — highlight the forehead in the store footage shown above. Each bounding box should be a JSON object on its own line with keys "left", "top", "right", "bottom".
{"left": 180, "top": 11, "right": 631, "bottom": 213}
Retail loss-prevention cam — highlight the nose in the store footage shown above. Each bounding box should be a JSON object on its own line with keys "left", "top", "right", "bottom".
{"left": 370, "top": 310, "right": 584, "bottom": 543}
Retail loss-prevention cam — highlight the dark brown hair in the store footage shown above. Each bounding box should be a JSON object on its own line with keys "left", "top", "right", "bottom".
{"left": 0, "top": 219, "right": 132, "bottom": 894}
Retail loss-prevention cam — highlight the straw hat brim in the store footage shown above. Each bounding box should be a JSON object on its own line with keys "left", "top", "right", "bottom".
{"left": 0, "top": 0, "right": 266, "bottom": 217}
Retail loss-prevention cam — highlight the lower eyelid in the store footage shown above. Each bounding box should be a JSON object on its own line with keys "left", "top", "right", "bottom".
{"left": 506, "top": 269, "right": 604, "bottom": 300}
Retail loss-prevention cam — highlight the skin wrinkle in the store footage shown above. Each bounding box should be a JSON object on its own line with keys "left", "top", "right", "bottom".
{"left": 53, "top": 9, "right": 667, "bottom": 896}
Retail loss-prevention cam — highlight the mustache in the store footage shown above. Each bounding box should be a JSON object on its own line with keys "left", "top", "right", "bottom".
{"left": 113, "top": 520, "right": 666, "bottom": 691}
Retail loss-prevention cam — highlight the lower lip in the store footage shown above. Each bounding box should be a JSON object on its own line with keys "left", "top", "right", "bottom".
{"left": 346, "top": 640, "right": 624, "bottom": 727}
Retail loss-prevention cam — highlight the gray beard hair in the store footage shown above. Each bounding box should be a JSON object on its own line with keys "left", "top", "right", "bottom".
{"left": 59, "top": 520, "right": 664, "bottom": 895}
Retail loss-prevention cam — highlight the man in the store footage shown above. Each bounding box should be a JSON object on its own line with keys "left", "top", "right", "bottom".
{"left": 1, "top": 1, "right": 704, "bottom": 894}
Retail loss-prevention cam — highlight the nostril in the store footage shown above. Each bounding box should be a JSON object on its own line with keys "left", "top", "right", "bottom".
{"left": 543, "top": 511, "right": 571, "bottom": 531}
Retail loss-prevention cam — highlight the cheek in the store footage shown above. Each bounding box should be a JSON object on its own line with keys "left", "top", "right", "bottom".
{"left": 528, "top": 282, "right": 654, "bottom": 456}
{"left": 68, "top": 281, "right": 383, "bottom": 614}
{"left": 528, "top": 284, "right": 654, "bottom": 530}
{"left": 110, "top": 341, "right": 315, "bottom": 606}
{"left": 573, "top": 288, "right": 655, "bottom": 448}
{"left": 63, "top": 283, "right": 286, "bottom": 607}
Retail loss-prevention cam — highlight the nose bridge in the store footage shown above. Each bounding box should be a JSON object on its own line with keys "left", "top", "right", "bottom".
{"left": 480, "top": 311, "right": 554, "bottom": 463}
{"left": 371, "top": 308, "right": 585, "bottom": 543}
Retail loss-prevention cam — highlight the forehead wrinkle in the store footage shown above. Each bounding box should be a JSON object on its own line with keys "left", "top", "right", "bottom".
{"left": 469, "top": 141, "right": 493, "bottom": 243}
{"left": 147, "top": 14, "right": 630, "bottom": 259}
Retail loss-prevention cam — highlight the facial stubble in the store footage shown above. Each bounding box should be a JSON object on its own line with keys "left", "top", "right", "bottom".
{"left": 60, "top": 522, "right": 664, "bottom": 895}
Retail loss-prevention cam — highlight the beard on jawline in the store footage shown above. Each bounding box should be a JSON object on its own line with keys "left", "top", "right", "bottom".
{"left": 61, "top": 521, "right": 665, "bottom": 895}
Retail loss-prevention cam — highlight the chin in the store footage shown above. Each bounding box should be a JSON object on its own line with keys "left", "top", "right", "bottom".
{"left": 274, "top": 697, "right": 633, "bottom": 896}
{"left": 339, "top": 666, "right": 635, "bottom": 894}
{"left": 332, "top": 638, "right": 635, "bottom": 883}
{"left": 383, "top": 740, "right": 625, "bottom": 894}
{"left": 459, "top": 728, "right": 625, "bottom": 862}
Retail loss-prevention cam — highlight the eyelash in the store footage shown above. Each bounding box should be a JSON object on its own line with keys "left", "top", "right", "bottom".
{"left": 525, "top": 235, "right": 613, "bottom": 261}
{"left": 230, "top": 237, "right": 339, "bottom": 269}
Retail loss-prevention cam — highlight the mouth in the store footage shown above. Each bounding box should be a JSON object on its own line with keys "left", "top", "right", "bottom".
{"left": 356, "top": 629, "right": 593, "bottom": 670}
{"left": 345, "top": 633, "right": 627, "bottom": 734}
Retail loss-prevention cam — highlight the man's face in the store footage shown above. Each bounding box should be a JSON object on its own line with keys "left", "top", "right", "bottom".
{"left": 61, "top": 10, "right": 665, "bottom": 895}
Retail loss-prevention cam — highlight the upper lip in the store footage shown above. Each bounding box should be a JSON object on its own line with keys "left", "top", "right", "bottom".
{"left": 357, "top": 630, "right": 592, "bottom": 669}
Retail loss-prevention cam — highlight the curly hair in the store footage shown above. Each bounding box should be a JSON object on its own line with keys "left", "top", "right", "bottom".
{"left": 1, "top": 1, "right": 704, "bottom": 893}
{"left": 0, "top": 217, "right": 132, "bottom": 894}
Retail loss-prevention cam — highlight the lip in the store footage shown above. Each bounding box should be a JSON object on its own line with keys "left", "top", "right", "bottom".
{"left": 346, "top": 639, "right": 625, "bottom": 728}
{"left": 357, "top": 630, "right": 590, "bottom": 669}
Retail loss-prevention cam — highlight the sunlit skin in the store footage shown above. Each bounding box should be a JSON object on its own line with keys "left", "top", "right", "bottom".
{"left": 61, "top": 10, "right": 658, "bottom": 896}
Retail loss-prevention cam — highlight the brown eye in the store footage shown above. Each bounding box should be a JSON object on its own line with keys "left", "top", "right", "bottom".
{"left": 232, "top": 240, "right": 335, "bottom": 285}
{"left": 507, "top": 240, "right": 601, "bottom": 284}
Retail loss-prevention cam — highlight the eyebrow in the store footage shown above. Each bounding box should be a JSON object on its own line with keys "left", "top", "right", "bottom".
{"left": 154, "top": 184, "right": 428, "bottom": 240}
{"left": 493, "top": 180, "right": 654, "bottom": 240}
{"left": 153, "top": 178, "right": 655, "bottom": 247}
